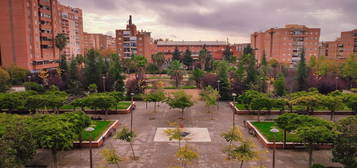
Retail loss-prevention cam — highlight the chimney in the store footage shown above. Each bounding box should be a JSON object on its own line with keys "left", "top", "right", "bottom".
{"left": 129, "top": 15, "right": 132, "bottom": 25}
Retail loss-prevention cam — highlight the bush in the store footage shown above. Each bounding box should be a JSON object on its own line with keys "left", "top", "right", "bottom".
{"left": 0, "top": 67, "right": 10, "bottom": 92}
{"left": 23, "top": 82, "right": 45, "bottom": 93}
{"left": 6, "top": 66, "right": 30, "bottom": 85}
{"left": 311, "top": 163, "right": 325, "bottom": 168}
{"left": 351, "top": 88, "right": 357, "bottom": 92}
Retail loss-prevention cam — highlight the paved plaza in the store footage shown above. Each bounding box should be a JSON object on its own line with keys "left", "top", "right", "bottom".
{"left": 29, "top": 101, "right": 345, "bottom": 168}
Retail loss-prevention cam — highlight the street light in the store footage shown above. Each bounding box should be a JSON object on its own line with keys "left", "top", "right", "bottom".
{"left": 27, "top": 75, "right": 31, "bottom": 82}
{"left": 335, "top": 76, "right": 339, "bottom": 90}
{"left": 232, "top": 93, "right": 237, "bottom": 127}
{"left": 85, "top": 127, "right": 95, "bottom": 168}
{"left": 130, "top": 92, "right": 134, "bottom": 132}
{"left": 270, "top": 128, "right": 279, "bottom": 168}
{"left": 217, "top": 80, "right": 220, "bottom": 110}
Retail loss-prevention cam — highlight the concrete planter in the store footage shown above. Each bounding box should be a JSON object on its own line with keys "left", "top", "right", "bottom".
{"left": 229, "top": 102, "right": 354, "bottom": 115}
{"left": 73, "top": 120, "right": 120, "bottom": 148}
{"left": 245, "top": 120, "right": 333, "bottom": 149}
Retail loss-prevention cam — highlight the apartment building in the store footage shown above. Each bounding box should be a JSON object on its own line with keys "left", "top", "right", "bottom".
{"left": 320, "top": 29, "right": 357, "bottom": 60}
{"left": 251, "top": 24, "right": 320, "bottom": 65}
{"left": 0, "top": 0, "right": 61, "bottom": 72}
{"left": 115, "top": 16, "right": 156, "bottom": 61}
{"left": 58, "top": 4, "right": 84, "bottom": 59}
{"left": 83, "top": 33, "right": 116, "bottom": 54}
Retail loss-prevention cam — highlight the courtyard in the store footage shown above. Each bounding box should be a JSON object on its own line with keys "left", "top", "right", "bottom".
{"left": 29, "top": 101, "right": 344, "bottom": 168}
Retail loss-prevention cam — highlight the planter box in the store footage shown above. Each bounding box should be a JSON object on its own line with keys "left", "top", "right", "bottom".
{"left": 229, "top": 102, "right": 354, "bottom": 115}
{"left": 244, "top": 120, "right": 333, "bottom": 149}
{"left": 73, "top": 120, "right": 120, "bottom": 148}
{"left": 82, "top": 102, "right": 136, "bottom": 115}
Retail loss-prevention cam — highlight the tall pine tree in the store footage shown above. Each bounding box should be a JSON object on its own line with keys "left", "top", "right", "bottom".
{"left": 296, "top": 50, "right": 308, "bottom": 91}
{"left": 109, "top": 54, "right": 125, "bottom": 92}
{"left": 223, "top": 46, "right": 235, "bottom": 63}
{"left": 84, "top": 49, "right": 100, "bottom": 87}
{"left": 183, "top": 49, "right": 193, "bottom": 69}
{"left": 172, "top": 46, "right": 181, "bottom": 61}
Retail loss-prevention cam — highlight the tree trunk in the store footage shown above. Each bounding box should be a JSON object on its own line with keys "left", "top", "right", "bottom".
{"left": 283, "top": 129, "right": 287, "bottom": 149}
{"left": 130, "top": 142, "right": 136, "bottom": 160}
{"left": 146, "top": 101, "right": 148, "bottom": 109}
{"left": 181, "top": 108, "right": 184, "bottom": 120}
{"left": 257, "top": 110, "right": 261, "bottom": 122}
{"left": 154, "top": 102, "right": 157, "bottom": 112}
{"left": 52, "top": 150, "right": 58, "bottom": 168}
{"left": 309, "top": 143, "right": 313, "bottom": 168}
{"left": 330, "top": 110, "right": 335, "bottom": 121}
{"left": 240, "top": 160, "right": 244, "bottom": 168}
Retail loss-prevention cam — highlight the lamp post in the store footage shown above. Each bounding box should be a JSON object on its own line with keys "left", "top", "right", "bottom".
{"left": 217, "top": 80, "right": 220, "bottom": 110}
{"left": 27, "top": 75, "right": 31, "bottom": 82}
{"left": 270, "top": 128, "right": 279, "bottom": 168}
{"left": 102, "top": 75, "right": 106, "bottom": 92}
{"left": 232, "top": 93, "right": 237, "bottom": 127}
{"left": 85, "top": 127, "right": 95, "bottom": 168}
{"left": 335, "top": 76, "right": 339, "bottom": 90}
{"left": 130, "top": 92, "right": 134, "bottom": 132}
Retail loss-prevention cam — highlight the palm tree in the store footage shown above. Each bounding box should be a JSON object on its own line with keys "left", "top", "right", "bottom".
{"left": 198, "top": 46, "right": 213, "bottom": 70}
{"left": 167, "top": 60, "right": 185, "bottom": 88}
{"left": 151, "top": 52, "right": 166, "bottom": 74}
{"left": 55, "top": 33, "right": 68, "bottom": 54}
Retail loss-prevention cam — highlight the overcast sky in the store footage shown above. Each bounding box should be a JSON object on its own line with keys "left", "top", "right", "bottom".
{"left": 59, "top": 0, "right": 357, "bottom": 43}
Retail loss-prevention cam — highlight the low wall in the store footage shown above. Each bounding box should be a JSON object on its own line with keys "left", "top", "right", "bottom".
{"left": 230, "top": 102, "right": 355, "bottom": 115}
{"left": 245, "top": 120, "right": 333, "bottom": 149}
{"left": 73, "top": 120, "right": 120, "bottom": 148}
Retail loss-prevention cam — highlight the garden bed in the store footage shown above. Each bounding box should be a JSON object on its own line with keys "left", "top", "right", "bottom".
{"left": 245, "top": 120, "right": 333, "bottom": 149}
{"left": 230, "top": 102, "right": 354, "bottom": 115}
{"left": 73, "top": 120, "right": 120, "bottom": 148}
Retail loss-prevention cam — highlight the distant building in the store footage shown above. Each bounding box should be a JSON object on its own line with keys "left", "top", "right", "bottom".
{"left": 83, "top": 33, "right": 116, "bottom": 53}
{"left": 319, "top": 29, "right": 357, "bottom": 60}
{"left": 115, "top": 15, "right": 156, "bottom": 61}
{"left": 58, "top": 4, "right": 84, "bottom": 59}
{"left": 0, "top": 0, "right": 62, "bottom": 72}
{"left": 251, "top": 24, "right": 320, "bottom": 65}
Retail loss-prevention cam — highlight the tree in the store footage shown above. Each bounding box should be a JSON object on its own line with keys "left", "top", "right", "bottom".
{"left": 332, "top": 116, "right": 357, "bottom": 168}
{"left": 346, "top": 94, "right": 357, "bottom": 114}
{"left": 200, "top": 86, "right": 220, "bottom": 120}
{"left": 0, "top": 93, "right": 23, "bottom": 113}
{"left": 5, "top": 66, "right": 30, "bottom": 85}
{"left": 86, "top": 95, "right": 116, "bottom": 117}
{"left": 221, "top": 127, "right": 243, "bottom": 146}
{"left": 199, "top": 46, "right": 213, "bottom": 71}
{"left": 166, "top": 91, "right": 194, "bottom": 120}
{"left": 109, "top": 54, "right": 125, "bottom": 92}
{"left": 0, "top": 68, "right": 10, "bottom": 92}
{"left": 183, "top": 49, "right": 193, "bottom": 68}
{"left": 215, "top": 61, "right": 231, "bottom": 100}
{"left": 290, "top": 94, "right": 322, "bottom": 114}
{"left": 165, "top": 126, "right": 184, "bottom": 149}
{"left": 152, "top": 52, "right": 166, "bottom": 73}
{"left": 258, "top": 54, "right": 268, "bottom": 92}
{"left": 321, "top": 93, "right": 344, "bottom": 121}
{"left": 115, "top": 127, "right": 137, "bottom": 160}
{"left": 31, "top": 115, "right": 77, "bottom": 168}
{"left": 23, "top": 82, "right": 45, "bottom": 93}
{"left": 145, "top": 90, "right": 166, "bottom": 112}
{"left": 296, "top": 50, "right": 308, "bottom": 91}
{"left": 0, "top": 121, "right": 37, "bottom": 168}
{"left": 251, "top": 97, "right": 272, "bottom": 122}
{"left": 172, "top": 46, "right": 181, "bottom": 61}
{"left": 131, "top": 55, "right": 147, "bottom": 93}
{"left": 190, "top": 69, "right": 205, "bottom": 88}
{"left": 67, "top": 59, "right": 82, "bottom": 95}
{"left": 340, "top": 55, "right": 357, "bottom": 88}
{"left": 167, "top": 60, "right": 185, "bottom": 88}
{"left": 276, "top": 113, "right": 300, "bottom": 149}
{"left": 84, "top": 49, "right": 100, "bottom": 87}
{"left": 228, "top": 140, "right": 259, "bottom": 168}
{"left": 238, "top": 90, "right": 264, "bottom": 110}
{"left": 55, "top": 33, "right": 68, "bottom": 53}
{"left": 273, "top": 74, "right": 286, "bottom": 96}
{"left": 176, "top": 145, "right": 198, "bottom": 168}
{"left": 60, "top": 111, "right": 90, "bottom": 145}
{"left": 223, "top": 46, "right": 235, "bottom": 63}
{"left": 296, "top": 118, "right": 336, "bottom": 168}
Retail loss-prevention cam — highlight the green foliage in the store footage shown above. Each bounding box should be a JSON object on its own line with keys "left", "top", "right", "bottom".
{"left": 215, "top": 61, "right": 232, "bottom": 100}
{"left": 275, "top": 113, "right": 301, "bottom": 132}
{"left": 172, "top": 47, "right": 181, "bottom": 61}
{"left": 223, "top": 46, "right": 235, "bottom": 63}
{"left": 116, "top": 127, "right": 136, "bottom": 142}
{"left": 84, "top": 49, "right": 100, "bottom": 87}
{"left": 152, "top": 52, "right": 166, "bottom": 72}
{"left": 146, "top": 63, "right": 159, "bottom": 74}
{"left": 59, "top": 55, "right": 68, "bottom": 77}
{"left": 200, "top": 86, "right": 220, "bottom": 107}
{"left": 227, "top": 140, "right": 258, "bottom": 166}
{"left": 311, "top": 164, "right": 325, "bottom": 168}
{"left": 0, "top": 68, "right": 10, "bottom": 92}
{"left": 221, "top": 127, "right": 243, "bottom": 143}
{"left": 340, "top": 55, "right": 357, "bottom": 86}
{"left": 190, "top": 68, "right": 205, "bottom": 88}
{"left": 60, "top": 111, "right": 90, "bottom": 135}
{"left": 238, "top": 90, "right": 265, "bottom": 109}
{"left": 109, "top": 54, "right": 125, "bottom": 92}
{"left": 81, "top": 120, "right": 112, "bottom": 141}
{"left": 346, "top": 94, "right": 357, "bottom": 113}
{"left": 101, "top": 148, "right": 122, "bottom": 165}
{"left": 88, "top": 83, "right": 98, "bottom": 93}
{"left": 332, "top": 116, "right": 357, "bottom": 168}
{"left": 289, "top": 91, "right": 322, "bottom": 113}
{"left": 183, "top": 49, "right": 193, "bottom": 68}
{"left": 5, "top": 66, "right": 30, "bottom": 85}
{"left": 167, "top": 60, "right": 185, "bottom": 88}
{"left": 296, "top": 50, "right": 308, "bottom": 91}
{"left": 0, "top": 93, "right": 23, "bottom": 112}
{"left": 165, "top": 127, "right": 183, "bottom": 142}
{"left": 273, "top": 74, "right": 286, "bottom": 96}
{"left": 166, "top": 91, "right": 193, "bottom": 112}
{"left": 23, "top": 82, "right": 44, "bottom": 93}
{"left": 199, "top": 46, "right": 213, "bottom": 71}
{"left": 55, "top": 33, "right": 68, "bottom": 51}
{"left": 251, "top": 96, "right": 272, "bottom": 111}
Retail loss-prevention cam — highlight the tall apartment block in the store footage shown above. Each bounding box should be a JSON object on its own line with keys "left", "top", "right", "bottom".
{"left": 251, "top": 24, "right": 320, "bottom": 65}
{"left": 320, "top": 29, "right": 357, "bottom": 60}
{"left": 83, "top": 33, "right": 116, "bottom": 53}
{"left": 116, "top": 16, "right": 156, "bottom": 61}
{"left": 0, "top": 0, "right": 61, "bottom": 72}
{"left": 58, "top": 4, "right": 84, "bottom": 59}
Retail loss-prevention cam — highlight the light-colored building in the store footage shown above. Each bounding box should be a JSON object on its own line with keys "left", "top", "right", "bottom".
{"left": 0, "top": 0, "right": 61, "bottom": 72}
{"left": 251, "top": 24, "right": 320, "bottom": 65}
{"left": 58, "top": 4, "right": 84, "bottom": 59}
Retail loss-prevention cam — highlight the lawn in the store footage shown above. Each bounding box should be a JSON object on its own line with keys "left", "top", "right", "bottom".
{"left": 234, "top": 103, "right": 351, "bottom": 112}
{"left": 81, "top": 120, "right": 113, "bottom": 141}
{"left": 60, "top": 101, "right": 132, "bottom": 110}
{"left": 251, "top": 122, "right": 300, "bottom": 142}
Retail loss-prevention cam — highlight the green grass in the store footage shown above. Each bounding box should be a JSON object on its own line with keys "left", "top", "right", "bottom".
{"left": 251, "top": 122, "right": 300, "bottom": 142}
{"left": 60, "top": 101, "right": 132, "bottom": 110}
{"left": 81, "top": 120, "right": 113, "bottom": 141}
